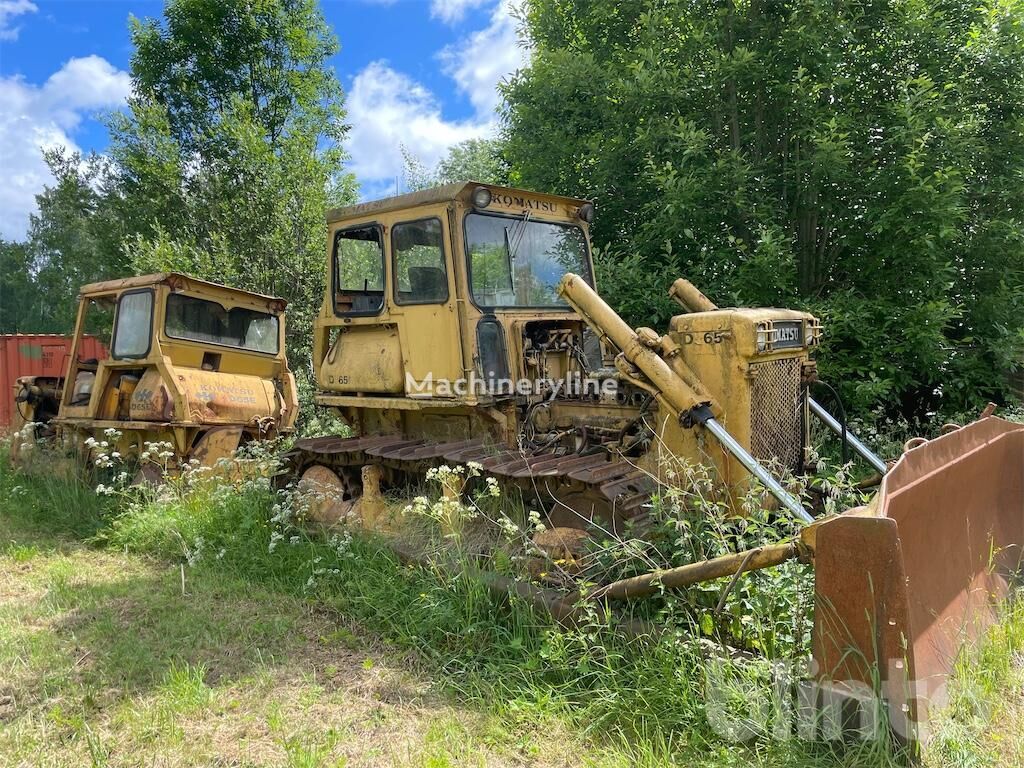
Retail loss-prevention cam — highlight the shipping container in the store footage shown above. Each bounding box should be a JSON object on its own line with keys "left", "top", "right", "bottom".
{"left": 1, "top": 334, "right": 108, "bottom": 429}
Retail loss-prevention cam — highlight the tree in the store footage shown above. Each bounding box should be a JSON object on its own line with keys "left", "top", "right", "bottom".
{"left": 436, "top": 138, "right": 509, "bottom": 186}
{"left": 0, "top": 240, "right": 40, "bottom": 333}
{"left": 503, "top": 0, "right": 1024, "bottom": 417}
{"left": 16, "top": 150, "right": 127, "bottom": 333}
{"left": 402, "top": 138, "right": 509, "bottom": 192}
{"left": 0, "top": 147, "right": 125, "bottom": 335}
{"left": 110, "top": 0, "right": 357, "bottom": 371}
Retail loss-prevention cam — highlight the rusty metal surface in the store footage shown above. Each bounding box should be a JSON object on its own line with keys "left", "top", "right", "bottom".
{"left": 189, "top": 425, "right": 243, "bottom": 467}
{"left": 812, "top": 416, "right": 1024, "bottom": 741}
{"left": 1, "top": 334, "right": 107, "bottom": 428}
{"left": 77, "top": 271, "right": 287, "bottom": 307}
{"left": 130, "top": 368, "right": 280, "bottom": 426}
{"left": 594, "top": 542, "right": 798, "bottom": 601}
{"left": 289, "top": 428, "right": 659, "bottom": 528}
{"left": 297, "top": 464, "right": 355, "bottom": 525}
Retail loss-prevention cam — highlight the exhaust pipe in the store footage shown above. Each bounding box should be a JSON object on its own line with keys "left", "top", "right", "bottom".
{"left": 669, "top": 278, "right": 719, "bottom": 313}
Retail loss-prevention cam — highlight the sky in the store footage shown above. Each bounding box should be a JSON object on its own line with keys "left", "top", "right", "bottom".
{"left": 0, "top": 0, "right": 529, "bottom": 240}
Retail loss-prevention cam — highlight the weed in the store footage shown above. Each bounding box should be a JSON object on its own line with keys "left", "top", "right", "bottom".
{"left": 159, "top": 661, "right": 211, "bottom": 712}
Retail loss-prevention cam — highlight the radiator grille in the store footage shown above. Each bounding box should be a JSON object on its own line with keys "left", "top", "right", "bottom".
{"left": 749, "top": 357, "right": 803, "bottom": 472}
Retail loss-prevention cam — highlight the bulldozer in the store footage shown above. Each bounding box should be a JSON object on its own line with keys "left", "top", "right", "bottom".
{"left": 285, "top": 181, "right": 1024, "bottom": 744}
{"left": 11, "top": 272, "right": 298, "bottom": 472}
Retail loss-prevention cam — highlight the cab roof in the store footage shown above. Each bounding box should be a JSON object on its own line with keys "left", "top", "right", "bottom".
{"left": 78, "top": 272, "right": 288, "bottom": 308}
{"left": 326, "top": 181, "right": 591, "bottom": 224}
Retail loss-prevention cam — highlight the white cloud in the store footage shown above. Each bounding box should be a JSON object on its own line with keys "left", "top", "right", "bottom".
{"left": 0, "top": 0, "right": 36, "bottom": 40}
{"left": 0, "top": 55, "right": 131, "bottom": 240}
{"left": 439, "top": 0, "right": 527, "bottom": 116}
{"left": 430, "top": 0, "right": 490, "bottom": 25}
{"left": 347, "top": 1, "right": 528, "bottom": 199}
{"left": 346, "top": 60, "right": 491, "bottom": 189}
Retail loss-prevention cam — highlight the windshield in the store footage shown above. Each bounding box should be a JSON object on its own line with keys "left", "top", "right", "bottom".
{"left": 465, "top": 213, "right": 591, "bottom": 308}
{"left": 165, "top": 293, "right": 280, "bottom": 354}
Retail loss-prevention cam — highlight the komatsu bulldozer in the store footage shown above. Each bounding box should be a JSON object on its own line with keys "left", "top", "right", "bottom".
{"left": 12, "top": 273, "right": 298, "bottom": 471}
{"left": 282, "top": 182, "right": 1019, "bottom": 743}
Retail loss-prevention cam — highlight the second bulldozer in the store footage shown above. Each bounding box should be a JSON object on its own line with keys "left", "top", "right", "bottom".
{"left": 12, "top": 272, "right": 298, "bottom": 473}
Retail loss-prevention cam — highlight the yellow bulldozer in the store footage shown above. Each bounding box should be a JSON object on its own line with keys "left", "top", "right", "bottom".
{"left": 12, "top": 272, "right": 298, "bottom": 473}
{"left": 283, "top": 181, "right": 1024, "bottom": 743}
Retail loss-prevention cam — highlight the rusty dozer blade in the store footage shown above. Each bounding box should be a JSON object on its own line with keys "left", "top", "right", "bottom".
{"left": 809, "top": 417, "right": 1024, "bottom": 744}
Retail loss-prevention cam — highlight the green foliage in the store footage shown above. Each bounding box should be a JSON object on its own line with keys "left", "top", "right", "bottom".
{"left": 110, "top": 0, "right": 356, "bottom": 377}
{"left": 0, "top": 151, "right": 127, "bottom": 334}
{"left": 0, "top": 455, "right": 113, "bottom": 541}
{"left": 402, "top": 138, "right": 510, "bottom": 192}
{"left": 503, "top": 0, "right": 1024, "bottom": 417}
{"left": 0, "top": 239, "right": 38, "bottom": 333}
{"left": 437, "top": 138, "right": 510, "bottom": 185}
{"left": 928, "top": 596, "right": 1024, "bottom": 766}
{"left": 0, "top": 438, "right": 884, "bottom": 763}
{"left": 3, "top": 0, "right": 356, "bottom": 400}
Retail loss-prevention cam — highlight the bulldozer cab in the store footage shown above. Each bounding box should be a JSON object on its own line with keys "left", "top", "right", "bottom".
{"left": 52, "top": 273, "right": 298, "bottom": 467}
{"left": 316, "top": 182, "right": 600, "bottom": 436}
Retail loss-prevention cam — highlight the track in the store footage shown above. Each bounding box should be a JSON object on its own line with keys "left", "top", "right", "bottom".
{"left": 285, "top": 434, "right": 657, "bottom": 531}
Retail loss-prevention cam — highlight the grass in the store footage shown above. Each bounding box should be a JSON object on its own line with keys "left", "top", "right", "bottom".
{"left": 0, "top": 495, "right": 564, "bottom": 766}
{"left": 1, "top": 446, "right": 1022, "bottom": 766}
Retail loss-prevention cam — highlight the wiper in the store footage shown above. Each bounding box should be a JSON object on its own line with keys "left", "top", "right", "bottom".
{"left": 502, "top": 226, "right": 515, "bottom": 288}
{"left": 506, "top": 210, "right": 531, "bottom": 263}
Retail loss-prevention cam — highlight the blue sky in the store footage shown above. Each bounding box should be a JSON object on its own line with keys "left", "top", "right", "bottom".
{"left": 0, "top": 0, "right": 526, "bottom": 239}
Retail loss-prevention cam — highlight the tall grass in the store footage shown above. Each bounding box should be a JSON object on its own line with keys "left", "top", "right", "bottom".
{"left": 0, "top": 444, "right": 921, "bottom": 767}
{"left": 0, "top": 451, "right": 112, "bottom": 542}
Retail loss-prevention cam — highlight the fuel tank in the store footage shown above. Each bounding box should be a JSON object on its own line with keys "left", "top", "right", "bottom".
{"left": 131, "top": 368, "right": 281, "bottom": 425}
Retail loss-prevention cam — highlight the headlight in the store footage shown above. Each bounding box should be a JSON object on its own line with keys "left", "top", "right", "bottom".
{"left": 471, "top": 186, "right": 492, "bottom": 208}
{"left": 756, "top": 322, "right": 771, "bottom": 353}
{"left": 806, "top": 318, "right": 822, "bottom": 346}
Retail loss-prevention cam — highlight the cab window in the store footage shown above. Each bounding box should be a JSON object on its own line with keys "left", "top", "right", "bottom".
{"left": 165, "top": 293, "right": 279, "bottom": 354}
{"left": 112, "top": 290, "right": 153, "bottom": 358}
{"left": 392, "top": 218, "right": 448, "bottom": 305}
{"left": 465, "top": 213, "right": 591, "bottom": 309}
{"left": 334, "top": 225, "right": 385, "bottom": 314}
{"left": 80, "top": 297, "right": 115, "bottom": 350}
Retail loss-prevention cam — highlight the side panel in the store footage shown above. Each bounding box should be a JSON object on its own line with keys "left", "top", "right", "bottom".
{"left": 131, "top": 368, "right": 280, "bottom": 425}
{"left": 320, "top": 326, "right": 404, "bottom": 393}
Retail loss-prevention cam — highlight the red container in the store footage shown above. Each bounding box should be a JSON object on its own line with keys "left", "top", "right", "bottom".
{"left": 0, "top": 334, "right": 108, "bottom": 428}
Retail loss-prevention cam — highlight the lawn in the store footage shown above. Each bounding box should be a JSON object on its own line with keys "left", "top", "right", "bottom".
{"left": 0, "top": 510, "right": 596, "bottom": 767}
